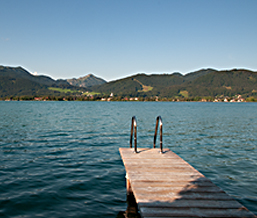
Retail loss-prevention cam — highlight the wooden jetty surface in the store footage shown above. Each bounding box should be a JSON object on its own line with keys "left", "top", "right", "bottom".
{"left": 119, "top": 147, "right": 257, "bottom": 218}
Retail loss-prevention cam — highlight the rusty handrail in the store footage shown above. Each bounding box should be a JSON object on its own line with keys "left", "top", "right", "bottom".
{"left": 130, "top": 116, "right": 137, "bottom": 153}
{"left": 154, "top": 116, "right": 163, "bottom": 153}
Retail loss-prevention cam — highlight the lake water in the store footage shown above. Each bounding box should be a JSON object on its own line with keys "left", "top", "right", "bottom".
{"left": 0, "top": 101, "right": 257, "bottom": 217}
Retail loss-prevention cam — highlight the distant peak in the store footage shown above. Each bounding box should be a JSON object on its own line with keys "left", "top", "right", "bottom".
{"left": 66, "top": 73, "right": 106, "bottom": 88}
{"left": 78, "top": 74, "right": 94, "bottom": 80}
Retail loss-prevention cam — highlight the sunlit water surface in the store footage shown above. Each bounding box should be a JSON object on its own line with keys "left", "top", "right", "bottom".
{"left": 0, "top": 101, "right": 256, "bottom": 217}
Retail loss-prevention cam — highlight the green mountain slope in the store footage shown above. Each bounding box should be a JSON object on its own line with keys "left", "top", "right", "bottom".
{"left": 92, "top": 73, "right": 185, "bottom": 96}
{"left": 184, "top": 68, "right": 217, "bottom": 81}
{"left": 0, "top": 66, "right": 85, "bottom": 97}
{"left": 0, "top": 66, "right": 56, "bottom": 86}
{"left": 91, "top": 69, "right": 257, "bottom": 98}
{"left": 67, "top": 74, "right": 106, "bottom": 87}
{"left": 182, "top": 69, "right": 257, "bottom": 97}
{"left": 1, "top": 66, "right": 257, "bottom": 99}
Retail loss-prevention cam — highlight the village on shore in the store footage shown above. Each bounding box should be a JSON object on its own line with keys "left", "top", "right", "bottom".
{"left": 2, "top": 93, "right": 257, "bottom": 102}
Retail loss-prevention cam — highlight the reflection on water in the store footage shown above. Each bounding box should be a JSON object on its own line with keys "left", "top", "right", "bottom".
{"left": 116, "top": 192, "right": 141, "bottom": 218}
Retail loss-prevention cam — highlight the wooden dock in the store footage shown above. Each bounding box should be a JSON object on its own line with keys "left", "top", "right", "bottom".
{"left": 120, "top": 147, "right": 257, "bottom": 218}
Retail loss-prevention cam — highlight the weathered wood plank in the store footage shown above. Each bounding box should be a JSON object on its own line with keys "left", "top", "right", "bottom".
{"left": 128, "top": 175, "right": 205, "bottom": 182}
{"left": 138, "top": 200, "right": 245, "bottom": 209}
{"left": 119, "top": 148, "right": 257, "bottom": 218}
{"left": 132, "top": 186, "right": 225, "bottom": 193}
{"left": 130, "top": 181, "right": 216, "bottom": 188}
{"left": 134, "top": 192, "right": 235, "bottom": 201}
{"left": 140, "top": 207, "right": 255, "bottom": 217}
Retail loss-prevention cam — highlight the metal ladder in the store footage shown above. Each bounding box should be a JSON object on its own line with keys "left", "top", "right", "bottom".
{"left": 130, "top": 116, "right": 163, "bottom": 153}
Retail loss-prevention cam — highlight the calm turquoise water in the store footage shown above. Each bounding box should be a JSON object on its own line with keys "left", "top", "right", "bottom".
{"left": 0, "top": 101, "right": 257, "bottom": 217}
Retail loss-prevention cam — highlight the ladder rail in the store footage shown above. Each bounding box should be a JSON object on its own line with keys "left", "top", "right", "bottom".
{"left": 130, "top": 116, "right": 137, "bottom": 153}
{"left": 153, "top": 116, "right": 163, "bottom": 153}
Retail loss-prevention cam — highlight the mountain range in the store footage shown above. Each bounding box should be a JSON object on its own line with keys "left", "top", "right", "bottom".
{"left": 1, "top": 65, "right": 257, "bottom": 100}
{"left": 90, "top": 68, "right": 257, "bottom": 99}
{"left": 0, "top": 66, "right": 102, "bottom": 98}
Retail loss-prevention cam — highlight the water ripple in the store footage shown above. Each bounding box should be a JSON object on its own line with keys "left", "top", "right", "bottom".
{"left": 0, "top": 101, "right": 256, "bottom": 217}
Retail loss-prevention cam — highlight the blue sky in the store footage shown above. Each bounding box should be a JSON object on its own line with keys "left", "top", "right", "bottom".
{"left": 1, "top": 0, "right": 257, "bottom": 81}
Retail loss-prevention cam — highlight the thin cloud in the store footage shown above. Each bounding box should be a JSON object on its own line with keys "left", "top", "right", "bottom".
{"left": 1, "top": 37, "right": 10, "bottom": 41}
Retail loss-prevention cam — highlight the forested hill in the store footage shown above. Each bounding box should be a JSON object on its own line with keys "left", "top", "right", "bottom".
{"left": 1, "top": 66, "right": 257, "bottom": 99}
{"left": 0, "top": 66, "right": 85, "bottom": 97}
{"left": 90, "top": 69, "right": 257, "bottom": 99}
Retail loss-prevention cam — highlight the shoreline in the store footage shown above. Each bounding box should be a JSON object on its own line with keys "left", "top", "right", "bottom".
{"left": 1, "top": 99, "right": 256, "bottom": 103}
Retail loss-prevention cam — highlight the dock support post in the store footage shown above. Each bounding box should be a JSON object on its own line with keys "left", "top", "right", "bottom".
{"left": 125, "top": 173, "right": 140, "bottom": 217}
{"left": 126, "top": 174, "right": 132, "bottom": 195}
